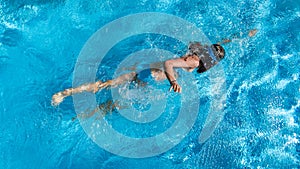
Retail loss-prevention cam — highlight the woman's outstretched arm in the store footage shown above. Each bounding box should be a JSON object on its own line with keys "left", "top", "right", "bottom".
{"left": 217, "top": 29, "right": 258, "bottom": 45}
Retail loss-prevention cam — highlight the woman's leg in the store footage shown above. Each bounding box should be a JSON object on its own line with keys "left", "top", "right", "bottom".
{"left": 71, "top": 100, "right": 127, "bottom": 121}
{"left": 51, "top": 72, "right": 137, "bottom": 106}
{"left": 51, "top": 80, "right": 102, "bottom": 106}
{"left": 97, "top": 72, "right": 137, "bottom": 88}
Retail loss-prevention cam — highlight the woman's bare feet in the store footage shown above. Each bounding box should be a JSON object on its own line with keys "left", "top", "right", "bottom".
{"left": 51, "top": 93, "right": 65, "bottom": 106}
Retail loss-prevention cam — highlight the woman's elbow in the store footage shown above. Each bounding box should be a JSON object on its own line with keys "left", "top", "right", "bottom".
{"left": 164, "top": 60, "right": 173, "bottom": 68}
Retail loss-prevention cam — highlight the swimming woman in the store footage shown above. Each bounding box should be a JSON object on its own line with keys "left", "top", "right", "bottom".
{"left": 51, "top": 29, "right": 257, "bottom": 106}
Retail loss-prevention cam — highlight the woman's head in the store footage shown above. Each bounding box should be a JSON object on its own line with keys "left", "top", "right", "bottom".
{"left": 211, "top": 44, "right": 225, "bottom": 59}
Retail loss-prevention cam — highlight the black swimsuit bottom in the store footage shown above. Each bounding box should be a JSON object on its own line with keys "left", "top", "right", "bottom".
{"left": 197, "top": 60, "right": 207, "bottom": 73}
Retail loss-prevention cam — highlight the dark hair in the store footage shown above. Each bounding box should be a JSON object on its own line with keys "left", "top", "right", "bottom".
{"left": 212, "top": 44, "right": 225, "bottom": 59}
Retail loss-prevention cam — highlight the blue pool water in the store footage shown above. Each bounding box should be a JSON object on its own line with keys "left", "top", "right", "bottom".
{"left": 0, "top": 0, "right": 299, "bottom": 168}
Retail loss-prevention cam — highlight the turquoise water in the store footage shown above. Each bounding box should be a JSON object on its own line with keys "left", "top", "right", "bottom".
{"left": 0, "top": 0, "right": 299, "bottom": 168}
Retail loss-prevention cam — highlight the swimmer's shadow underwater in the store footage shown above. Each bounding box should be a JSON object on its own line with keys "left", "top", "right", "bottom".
{"left": 71, "top": 100, "right": 126, "bottom": 121}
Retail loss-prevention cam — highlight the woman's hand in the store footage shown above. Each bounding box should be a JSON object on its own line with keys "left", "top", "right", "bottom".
{"left": 248, "top": 29, "right": 258, "bottom": 37}
{"left": 169, "top": 80, "right": 181, "bottom": 93}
